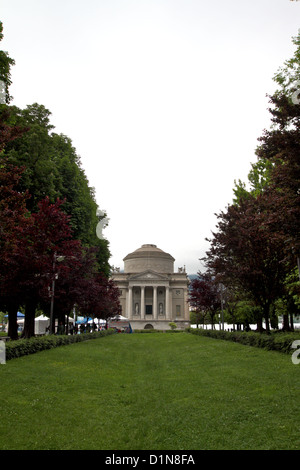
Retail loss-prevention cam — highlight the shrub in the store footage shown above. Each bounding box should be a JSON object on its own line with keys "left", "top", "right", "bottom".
{"left": 186, "top": 327, "right": 300, "bottom": 354}
{"left": 5, "top": 330, "right": 114, "bottom": 361}
{"left": 134, "top": 329, "right": 163, "bottom": 333}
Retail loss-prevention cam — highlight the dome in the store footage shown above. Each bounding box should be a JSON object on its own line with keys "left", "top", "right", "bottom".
{"left": 123, "top": 244, "right": 175, "bottom": 273}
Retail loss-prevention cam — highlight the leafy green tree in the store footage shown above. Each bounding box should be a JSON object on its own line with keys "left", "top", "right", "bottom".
{"left": 273, "top": 30, "right": 300, "bottom": 100}
{"left": 256, "top": 32, "right": 300, "bottom": 276}
{"left": 0, "top": 22, "right": 15, "bottom": 104}
{"left": 50, "top": 132, "right": 97, "bottom": 241}
{"left": 190, "top": 310, "right": 207, "bottom": 328}
{"left": 256, "top": 97, "right": 300, "bottom": 279}
{"left": 3, "top": 103, "right": 110, "bottom": 275}
{"left": 3, "top": 104, "right": 57, "bottom": 210}
{"left": 0, "top": 23, "right": 114, "bottom": 337}
{"left": 233, "top": 158, "right": 273, "bottom": 204}
{"left": 226, "top": 31, "right": 300, "bottom": 332}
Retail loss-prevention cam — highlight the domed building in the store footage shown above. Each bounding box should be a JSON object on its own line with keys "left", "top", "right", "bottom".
{"left": 111, "top": 244, "right": 190, "bottom": 330}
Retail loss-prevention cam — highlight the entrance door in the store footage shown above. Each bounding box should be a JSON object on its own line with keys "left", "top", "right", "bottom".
{"left": 146, "top": 305, "right": 152, "bottom": 315}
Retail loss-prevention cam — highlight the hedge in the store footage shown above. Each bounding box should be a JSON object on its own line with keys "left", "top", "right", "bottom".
{"left": 186, "top": 327, "right": 300, "bottom": 354}
{"left": 133, "top": 329, "right": 184, "bottom": 333}
{"left": 4, "top": 329, "right": 115, "bottom": 361}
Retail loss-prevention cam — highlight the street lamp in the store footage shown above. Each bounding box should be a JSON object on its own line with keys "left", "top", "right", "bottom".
{"left": 49, "top": 252, "right": 65, "bottom": 334}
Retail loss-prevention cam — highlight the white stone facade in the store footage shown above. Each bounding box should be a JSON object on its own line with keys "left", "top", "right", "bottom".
{"left": 111, "top": 244, "right": 190, "bottom": 330}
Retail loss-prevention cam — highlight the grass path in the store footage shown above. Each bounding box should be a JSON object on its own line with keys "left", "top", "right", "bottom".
{"left": 0, "top": 332, "right": 299, "bottom": 450}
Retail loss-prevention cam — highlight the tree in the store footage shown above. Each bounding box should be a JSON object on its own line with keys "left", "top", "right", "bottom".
{"left": 3, "top": 104, "right": 60, "bottom": 212}
{"left": 257, "top": 31, "right": 300, "bottom": 276}
{"left": 0, "top": 22, "right": 15, "bottom": 104}
{"left": 221, "top": 287, "right": 245, "bottom": 330}
{"left": 0, "top": 106, "right": 30, "bottom": 340}
{"left": 1, "top": 195, "right": 119, "bottom": 338}
{"left": 3, "top": 103, "right": 111, "bottom": 275}
{"left": 190, "top": 309, "right": 207, "bottom": 329}
{"left": 10, "top": 198, "right": 83, "bottom": 338}
{"left": 233, "top": 158, "right": 273, "bottom": 204}
{"left": 0, "top": 161, "right": 30, "bottom": 339}
{"left": 189, "top": 272, "right": 221, "bottom": 329}
{"left": 204, "top": 192, "right": 289, "bottom": 332}
{"left": 47, "top": 245, "right": 99, "bottom": 332}
{"left": 255, "top": 93, "right": 300, "bottom": 276}
{"left": 227, "top": 31, "right": 300, "bottom": 330}
{"left": 200, "top": 31, "right": 300, "bottom": 334}
{"left": 0, "top": 24, "right": 113, "bottom": 336}
{"left": 0, "top": 106, "right": 28, "bottom": 152}
{"left": 76, "top": 273, "right": 121, "bottom": 324}
{"left": 273, "top": 30, "right": 300, "bottom": 99}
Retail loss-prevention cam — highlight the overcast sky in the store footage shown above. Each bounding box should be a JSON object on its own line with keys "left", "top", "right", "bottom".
{"left": 1, "top": 0, "right": 300, "bottom": 273}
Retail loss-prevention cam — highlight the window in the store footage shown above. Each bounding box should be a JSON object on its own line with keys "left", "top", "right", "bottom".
{"left": 146, "top": 305, "right": 152, "bottom": 315}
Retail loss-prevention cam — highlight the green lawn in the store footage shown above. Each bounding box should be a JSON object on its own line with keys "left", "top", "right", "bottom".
{"left": 0, "top": 332, "right": 299, "bottom": 450}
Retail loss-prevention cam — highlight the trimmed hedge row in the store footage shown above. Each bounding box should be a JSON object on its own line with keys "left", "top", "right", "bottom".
{"left": 4, "top": 329, "right": 115, "bottom": 361}
{"left": 133, "top": 329, "right": 184, "bottom": 333}
{"left": 187, "top": 327, "right": 300, "bottom": 354}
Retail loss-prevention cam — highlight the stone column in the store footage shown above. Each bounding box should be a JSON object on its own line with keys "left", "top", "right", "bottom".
{"left": 153, "top": 286, "right": 157, "bottom": 319}
{"left": 165, "top": 286, "right": 170, "bottom": 320}
{"left": 169, "top": 288, "right": 173, "bottom": 320}
{"left": 128, "top": 286, "right": 132, "bottom": 319}
{"left": 183, "top": 287, "right": 189, "bottom": 320}
{"left": 141, "top": 286, "right": 145, "bottom": 320}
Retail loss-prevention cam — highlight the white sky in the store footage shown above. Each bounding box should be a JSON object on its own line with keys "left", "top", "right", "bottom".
{"left": 1, "top": 0, "right": 300, "bottom": 274}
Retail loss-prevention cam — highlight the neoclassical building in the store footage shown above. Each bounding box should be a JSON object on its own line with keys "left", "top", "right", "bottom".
{"left": 111, "top": 244, "right": 190, "bottom": 330}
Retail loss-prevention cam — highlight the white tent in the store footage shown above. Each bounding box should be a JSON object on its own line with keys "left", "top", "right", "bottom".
{"left": 110, "top": 314, "right": 128, "bottom": 321}
{"left": 65, "top": 315, "right": 75, "bottom": 324}
{"left": 34, "top": 315, "right": 50, "bottom": 335}
{"left": 87, "top": 318, "right": 106, "bottom": 325}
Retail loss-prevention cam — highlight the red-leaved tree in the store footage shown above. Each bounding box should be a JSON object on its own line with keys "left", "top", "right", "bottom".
{"left": 189, "top": 272, "right": 221, "bottom": 329}
{"left": 9, "top": 197, "right": 83, "bottom": 337}
{"left": 0, "top": 161, "right": 30, "bottom": 338}
{"left": 204, "top": 191, "right": 289, "bottom": 332}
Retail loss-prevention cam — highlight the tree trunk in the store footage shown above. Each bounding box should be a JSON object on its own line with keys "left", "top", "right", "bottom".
{"left": 263, "top": 303, "right": 271, "bottom": 334}
{"left": 290, "top": 312, "right": 294, "bottom": 331}
{"left": 7, "top": 303, "right": 19, "bottom": 340}
{"left": 282, "top": 314, "right": 291, "bottom": 331}
{"left": 23, "top": 300, "right": 37, "bottom": 338}
{"left": 256, "top": 317, "right": 263, "bottom": 333}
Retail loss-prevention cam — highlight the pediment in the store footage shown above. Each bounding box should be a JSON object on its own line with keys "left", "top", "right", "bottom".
{"left": 128, "top": 270, "right": 169, "bottom": 281}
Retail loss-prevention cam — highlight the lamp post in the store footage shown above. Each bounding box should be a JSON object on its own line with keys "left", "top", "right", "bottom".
{"left": 49, "top": 252, "right": 65, "bottom": 334}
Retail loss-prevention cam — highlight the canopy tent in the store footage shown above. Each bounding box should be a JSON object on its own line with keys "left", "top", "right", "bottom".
{"left": 108, "top": 314, "right": 132, "bottom": 333}
{"left": 34, "top": 315, "right": 50, "bottom": 335}
{"left": 76, "top": 317, "right": 106, "bottom": 324}
{"left": 109, "top": 314, "right": 128, "bottom": 321}
{"left": 35, "top": 315, "right": 49, "bottom": 321}
{"left": 4, "top": 312, "right": 24, "bottom": 318}
{"left": 65, "top": 315, "right": 75, "bottom": 323}
{"left": 88, "top": 318, "right": 106, "bottom": 324}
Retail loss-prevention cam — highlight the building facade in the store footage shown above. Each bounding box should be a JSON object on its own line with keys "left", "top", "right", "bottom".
{"left": 111, "top": 244, "right": 190, "bottom": 330}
